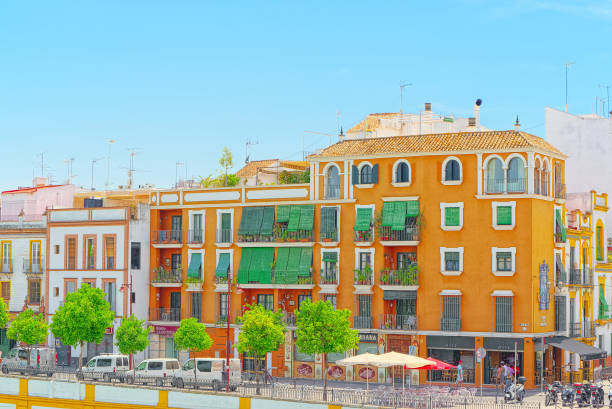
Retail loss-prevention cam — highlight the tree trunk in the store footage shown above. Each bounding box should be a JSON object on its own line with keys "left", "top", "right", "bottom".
{"left": 255, "top": 353, "right": 260, "bottom": 395}
{"left": 192, "top": 349, "right": 197, "bottom": 384}
{"left": 79, "top": 341, "right": 84, "bottom": 373}
{"left": 323, "top": 353, "right": 328, "bottom": 400}
{"left": 26, "top": 346, "right": 31, "bottom": 367}
{"left": 132, "top": 352, "right": 136, "bottom": 379}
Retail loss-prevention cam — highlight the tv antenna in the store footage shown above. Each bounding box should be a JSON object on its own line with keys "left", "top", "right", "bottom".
{"left": 90, "top": 157, "right": 104, "bottom": 190}
{"left": 599, "top": 85, "right": 610, "bottom": 117}
{"left": 63, "top": 157, "right": 76, "bottom": 184}
{"left": 245, "top": 139, "right": 258, "bottom": 164}
{"left": 399, "top": 81, "right": 412, "bottom": 115}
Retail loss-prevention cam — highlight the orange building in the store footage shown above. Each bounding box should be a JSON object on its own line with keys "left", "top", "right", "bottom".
{"left": 147, "top": 129, "right": 594, "bottom": 388}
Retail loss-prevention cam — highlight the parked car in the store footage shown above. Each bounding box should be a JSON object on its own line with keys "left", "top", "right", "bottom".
{"left": 173, "top": 358, "right": 241, "bottom": 391}
{"left": 81, "top": 354, "right": 129, "bottom": 382}
{"left": 1, "top": 347, "right": 56, "bottom": 376}
{"left": 128, "top": 358, "right": 180, "bottom": 386}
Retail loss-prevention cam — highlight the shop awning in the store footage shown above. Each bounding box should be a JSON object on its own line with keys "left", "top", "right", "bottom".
{"left": 383, "top": 290, "right": 416, "bottom": 300}
{"left": 187, "top": 253, "right": 202, "bottom": 278}
{"left": 546, "top": 336, "right": 607, "bottom": 361}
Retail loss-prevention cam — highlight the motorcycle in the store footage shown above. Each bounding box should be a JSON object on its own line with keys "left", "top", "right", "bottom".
{"left": 562, "top": 384, "right": 576, "bottom": 406}
{"left": 545, "top": 382, "right": 562, "bottom": 406}
{"left": 591, "top": 383, "right": 605, "bottom": 408}
{"left": 608, "top": 381, "right": 612, "bottom": 408}
{"left": 504, "top": 376, "right": 526, "bottom": 403}
{"left": 576, "top": 381, "right": 592, "bottom": 407}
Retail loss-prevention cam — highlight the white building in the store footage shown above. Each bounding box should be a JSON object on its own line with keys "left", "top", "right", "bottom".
{"left": 546, "top": 107, "right": 612, "bottom": 231}
{"left": 46, "top": 204, "right": 149, "bottom": 366}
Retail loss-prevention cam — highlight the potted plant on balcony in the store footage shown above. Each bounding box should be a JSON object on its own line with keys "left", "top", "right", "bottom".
{"left": 153, "top": 266, "right": 175, "bottom": 283}
{"left": 380, "top": 270, "right": 391, "bottom": 284}
{"left": 400, "top": 265, "right": 419, "bottom": 286}
{"left": 185, "top": 276, "right": 204, "bottom": 291}
{"left": 354, "top": 265, "right": 372, "bottom": 285}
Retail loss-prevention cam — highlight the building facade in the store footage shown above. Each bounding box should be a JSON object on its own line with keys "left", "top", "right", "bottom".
{"left": 145, "top": 128, "right": 605, "bottom": 388}
{"left": 46, "top": 205, "right": 150, "bottom": 366}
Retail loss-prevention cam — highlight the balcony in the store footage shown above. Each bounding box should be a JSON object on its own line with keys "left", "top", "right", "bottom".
{"left": 151, "top": 267, "right": 183, "bottom": 288}
{"left": 319, "top": 270, "right": 338, "bottom": 294}
{"left": 378, "top": 226, "right": 419, "bottom": 245}
{"left": 271, "top": 270, "right": 314, "bottom": 289}
{"left": 569, "top": 269, "right": 582, "bottom": 285}
{"left": 380, "top": 314, "right": 417, "bottom": 330}
{"left": 555, "top": 269, "right": 567, "bottom": 286}
{"left": 23, "top": 258, "right": 44, "bottom": 275}
{"left": 237, "top": 225, "right": 313, "bottom": 246}
{"left": 353, "top": 316, "right": 372, "bottom": 329}
{"left": 216, "top": 228, "right": 233, "bottom": 247}
{"left": 0, "top": 259, "right": 13, "bottom": 274}
{"left": 320, "top": 230, "right": 338, "bottom": 243}
{"left": 379, "top": 268, "right": 418, "bottom": 289}
{"left": 569, "top": 321, "right": 594, "bottom": 339}
{"left": 152, "top": 230, "right": 183, "bottom": 248}
{"left": 507, "top": 178, "right": 527, "bottom": 193}
{"left": 554, "top": 230, "right": 566, "bottom": 245}
{"left": 555, "top": 182, "right": 567, "bottom": 200}
{"left": 187, "top": 229, "right": 203, "bottom": 246}
{"left": 582, "top": 267, "right": 593, "bottom": 286}
{"left": 150, "top": 308, "right": 181, "bottom": 323}
{"left": 353, "top": 229, "right": 374, "bottom": 245}
{"left": 485, "top": 178, "right": 505, "bottom": 194}
{"left": 570, "top": 322, "right": 582, "bottom": 338}
{"left": 440, "top": 318, "right": 461, "bottom": 332}
{"left": 325, "top": 184, "right": 340, "bottom": 200}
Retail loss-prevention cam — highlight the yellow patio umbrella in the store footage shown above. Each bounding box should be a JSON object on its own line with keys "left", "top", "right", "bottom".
{"left": 336, "top": 353, "right": 385, "bottom": 390}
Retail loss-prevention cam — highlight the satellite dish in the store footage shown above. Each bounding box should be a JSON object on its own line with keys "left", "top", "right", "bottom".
{"left": 475, "top": 99, "right": 483, "bottom": 106}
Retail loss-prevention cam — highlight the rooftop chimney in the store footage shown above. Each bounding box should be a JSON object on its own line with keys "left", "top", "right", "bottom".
{"left": 514, "top": 116, "right": 520, "bottom": 131}
{"left": 468, "top": 117, "right": 476, "bottom": 127}
{"left": 33, "top": 177, "right": 47, "bottom": 187}
{"left": 424, "top": 102, "right": 432, "bottom": 112}
{"left": 474, "top": 98, "right": 482, "bottom": 127}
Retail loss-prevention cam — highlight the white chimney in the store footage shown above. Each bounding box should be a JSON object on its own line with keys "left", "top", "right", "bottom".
{"left": 474, "top": 99, "right": 482, "bottom": 127}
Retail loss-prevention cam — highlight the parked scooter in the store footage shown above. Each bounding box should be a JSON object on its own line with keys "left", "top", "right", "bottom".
{"left": 504, "top": 376, "right": 526, "bottom": 403}
{"left": 608, "top": 381, "right": 612, "bottom": 408}
{"left": 591, "top": 383, "right": 605, "bottom": 408}
{"left": 545, "top": 381, "right": 562, "bottom": 406}
{"left": 562, "top": 383, "right": 576, "bottom": 406}
{"left": 576, "top": 381, "right": 592, "bottom": 407}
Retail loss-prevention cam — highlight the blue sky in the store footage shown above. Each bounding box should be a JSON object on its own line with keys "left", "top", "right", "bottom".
{"left": 0, "top": 0, "right": 611, "bottom": 190}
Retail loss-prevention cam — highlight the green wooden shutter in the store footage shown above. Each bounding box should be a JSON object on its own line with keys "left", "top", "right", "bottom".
{"left": 287, "top": 206, "right": 301, "bottom": 232}
{"left": 391, "top": 202, "right": 407, "bottom": 231}
{"left": 322, "top": 252, "right": 338, "bottom": 262}
{"left": 237, "top": 208, "right": 252, "bottom": 236}
{"left": 215, "top": 253, "right": 230, "bottom": 278}
{"left": 497, "top": 206, "right": 512, "bottom": 225}
{"left": 298, "top": 248, "right": 313, "bottom": 277}
{"left": 249, "top": 248, "right": 274, "bottom": 284}
{"left": 286, "top": 248, "right": 301, "bottom": 284}
{"left": 597, "top": 226, "right": 603, "bottom": 261}
{"left": 221, "top": 213, "right": 231, "bottom": 230}
{"left": 237, "top": 249, "right": 253, "bottom": 284}
{"left": 274, "top": 248, "right": 291, "bottom": 284}
{"left": 371, "top": 164, "right": 379, "bottom": 184}
{"left": 276, "top": 206, "right": 291, "bottom": 223}
{"left": 382, "top": 202, "right": 395, "bottom": 227}
{"left": 600, "top": 284, "right": 609, "bottom": 318}
{"left": 351, "top": 165, "right": 359, "bottom": 185}
{"left": 298, "top": 205, "right": 315, "bottom": 231}
{"left": 320, "top": 207, "right": 336, "bottom": 234}
{"left": 445, "top": 207, "right": 460, "bottom": 227}
{"left": 354, "top": 207, "right": 373, "bottom": 231}
{"left": 251, "top": 207, "right": 264, "bottom": 235}
{"left": 260, "top": 207, "right": 275, "bottom": 236}
{"left": 186, "top": 253, "right": 202, "bottom": 279}
{"left": 406, "top": 200, "right": 419, "bottom": 217}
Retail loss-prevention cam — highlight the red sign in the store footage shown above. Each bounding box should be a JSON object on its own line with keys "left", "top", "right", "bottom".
{"left": 105, "top": 327, "right": 114, "bottom": 335}
{"left": 153, "top": 325, "right": 178, "bottom": 336}
{"left": 297, "top": 363, "right": 313, "bottom": 376}
{"left": 328, "top": 365, "right": 344, "bottom": 378}
{"left": 359, "top": 367, "right": 375, "bottom": 380}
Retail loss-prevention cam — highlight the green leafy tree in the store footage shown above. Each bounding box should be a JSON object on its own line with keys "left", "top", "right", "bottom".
{"left": 7, "top": 309, "right": 48, "bottom": 366}
{"left": 236, "top": 304, "right": 285, "bottom": 394}
{"left": 295, "top": 299, "right": 359, "bottom": 399}
{"left": 115, "top": 315, "right": 151, "bottom": 376}
{"left": 0, "top": 297, "right": 8, "bottom": 329}
{"left": 174, "top": 318, "right": 213, "bottom": 382}
{"left": 50, "top": 284, "right": 114, "bottom": 372}
{"left": 219, "top": 147, "right": 234, "bottom": 187}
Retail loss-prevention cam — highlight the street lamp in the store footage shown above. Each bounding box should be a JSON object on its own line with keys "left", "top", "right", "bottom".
{"left": 119, "top": 275, "right": 134, "bottom": 368}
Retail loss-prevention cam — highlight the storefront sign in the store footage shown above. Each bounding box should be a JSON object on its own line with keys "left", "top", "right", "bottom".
{"left": 153, "top": 325, "right": 179, "bottom": 336}
{"left": 327, "top": 365, "right": 344, "bottom": 378}
{"left": 105, "top": 327, "right": 114, "bottom": 335}
{"left": 296, "top": 363, "right": 313, "bottom": 377}
{"left": 483, "top": 337, "right": 524, "bottom": 351}
{"left": 358, "top": 333, "right": 378, "bottom": 343}
{"left": 358, "top": 366, "right": 375, "bottom": 380}
{"left": 427, "top": 335, "right": 474, "bottom": 350}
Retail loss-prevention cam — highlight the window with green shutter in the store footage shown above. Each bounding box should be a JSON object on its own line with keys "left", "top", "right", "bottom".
{"left": 274, "top": 248, "right": 291, "bottom": 284}
{"left": 406, "top": 200, "right": 419, "bottom": 217}
{"left": 298, "top": 248, "right": 313, "bottom": 278}
{"left": 444, "top": 252, "right": 460, "bottom": 271}
{"left": 320, "top": 207, "right": 338, "bottom": 239}
{"left": 354, "top": 207, "right": 373, "bottom": 232}
{"left": 285, "top": 247, "right": 302, "bottom": 284}
{"left": 445, "top": 207, "right": 460, "bottom": 227}
{"left": 496, "top": 252, "right": 512, "bottom": 271}
{"left": 276, "top": 206, "right": 291, "bottom": 223}
{"left": 391, "top": 202, "right": 407, "bottom": 231}
{"left": 597, "top": 225, "right": 603, "bottom": 261}
{"left": 494, "top": 297, "right": 513, "bottom": 332}
{"left": 215, "top": 253, "right": 230, "bottom": 278}
{"left": 497, "top": 206, "right": 512, "bottom": 226}
{"left": 298, "top": 205, "right": 314, "bottom": 231}
{"left": 237, "top": 208, "right": 253, "bottom": 236}
{"left": 382, "top": 202, "right": 395, "bottom": 227}
{"left": 187, "top": 253, "right": 202, "bottom": 279}
{"left": 600, "top": 284, "right": 609, "bottom": 319}
{"left": 260, "top": 207, "right": 275, "bottom": 236}
{"left": 287, "top": 206, "right": 302, "bottom": 232}
{"left": 237, "top": 249, "right": 254, "bottom": 284}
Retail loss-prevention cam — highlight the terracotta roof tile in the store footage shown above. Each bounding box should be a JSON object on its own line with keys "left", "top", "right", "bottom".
{"left": 311, "top": 130, "right": 565, "bottom": 158}
{"left": 235, "top": 160, "right": 308, "bottom": 177}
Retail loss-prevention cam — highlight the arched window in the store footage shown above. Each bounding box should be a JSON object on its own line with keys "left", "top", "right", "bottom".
{"left": 444, "top": 159, "right": 461, "bottom": 181}
{"left": 325, "top": 165, "right": 340, "bottom": 199}
{"left": 486, "top": 158, "right": 504, "bottom": 193}
{"left": 534, "top": 159, "right": 541, "bottom": 195}
{"left": 360, "top": 165, "right": 372, "bottom": 184}
{"left": 507, "top": 157, "right": 526, "bottom": 193}
{"left": 395, "top": 162, "right": 410, "bottom": 183}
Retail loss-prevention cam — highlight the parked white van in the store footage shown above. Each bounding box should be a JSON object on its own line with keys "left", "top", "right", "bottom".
{"left": 1, "top": 347, "right": 56, "bottom": 376}
{"left": 81, "top": 354, "right": 129, "bottom": 382}
{"left": 129, "top": 358, "right": 180, "bottom": 386}
{"left": 173, "top": 358, "right": 241, "bottom": 391}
